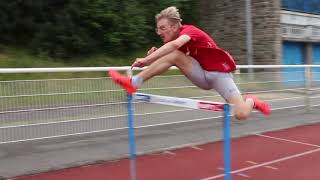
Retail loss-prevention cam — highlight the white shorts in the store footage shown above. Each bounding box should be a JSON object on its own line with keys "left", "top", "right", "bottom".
{"left": 187, "top": 58, "right": 240, "bottom": 100}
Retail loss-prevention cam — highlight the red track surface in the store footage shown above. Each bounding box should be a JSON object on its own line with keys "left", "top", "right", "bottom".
{"left": 15, "top": 123, "right": 320, "bottom": 180}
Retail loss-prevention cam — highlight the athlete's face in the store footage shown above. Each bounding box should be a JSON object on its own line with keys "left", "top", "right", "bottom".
{"left": 156, "top": 18, "right": 179, "bottom": 43}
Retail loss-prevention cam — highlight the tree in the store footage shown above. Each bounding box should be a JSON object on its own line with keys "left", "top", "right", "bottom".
{"left": 0, "top": 0, "right": 199, "bottom": 59}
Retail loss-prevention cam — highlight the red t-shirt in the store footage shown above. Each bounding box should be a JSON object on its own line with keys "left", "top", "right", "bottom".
{"left": 178, "top": 25, "right": 236, "bottom": 72}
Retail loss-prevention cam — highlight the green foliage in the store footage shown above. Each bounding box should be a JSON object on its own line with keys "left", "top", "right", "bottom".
{"left": 84, "top": 0, "right": 149, "bottom": 54}
{"left": 0, "top": 0, "right": 199, "bottom": 60}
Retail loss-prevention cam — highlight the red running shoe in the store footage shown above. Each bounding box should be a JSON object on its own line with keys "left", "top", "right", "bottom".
{"left": 244, "top": 95, "right": 272, "bottom": 115}
{"left": 108, "top": 70, "right": 137, "bottom": 95}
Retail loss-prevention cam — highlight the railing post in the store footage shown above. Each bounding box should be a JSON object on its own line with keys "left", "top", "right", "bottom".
{"left": 304, "top": 66, "right": 312, "bottom": 112}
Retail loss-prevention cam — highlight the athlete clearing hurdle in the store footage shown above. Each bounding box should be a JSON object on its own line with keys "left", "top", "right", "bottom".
{"left": 109, "top": 6, "right": 271, "bottom": 120}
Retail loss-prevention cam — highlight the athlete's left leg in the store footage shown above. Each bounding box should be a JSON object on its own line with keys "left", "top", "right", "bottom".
{"left": 226, "top": 95, "right": 254, "bottom": 120}
{"left": 205, "top": 71, "right": 271, "bottom": 120}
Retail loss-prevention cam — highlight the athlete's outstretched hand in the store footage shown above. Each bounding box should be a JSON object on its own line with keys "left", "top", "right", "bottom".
{"left": 131, "top": 58, "right": 148, "bottom": 69}
{"left": 147, "top": 46, "right": 157, "bottom": 56}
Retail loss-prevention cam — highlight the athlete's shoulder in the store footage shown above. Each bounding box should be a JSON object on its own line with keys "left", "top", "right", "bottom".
{"left": 181, "top": 24, "right": 202, "bottom": 31}
{"left": 180, "top": 24, "right": 205, "bottom": 36}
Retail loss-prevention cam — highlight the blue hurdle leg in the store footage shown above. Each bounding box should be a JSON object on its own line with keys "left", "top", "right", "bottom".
{"left": 127, "top": 94, "right": 137, "bottom": 180}
{"left": 223, "top": 104, "right": 232, "bottom": 180}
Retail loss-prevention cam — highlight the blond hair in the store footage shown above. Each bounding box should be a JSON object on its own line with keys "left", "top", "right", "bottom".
{"left": 155, "top": 6, "right": 182, "bottom": 25}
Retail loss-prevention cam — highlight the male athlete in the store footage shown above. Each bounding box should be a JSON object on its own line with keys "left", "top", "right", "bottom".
{"left": 109, "top": 6, "right": 271, "bottom": 120}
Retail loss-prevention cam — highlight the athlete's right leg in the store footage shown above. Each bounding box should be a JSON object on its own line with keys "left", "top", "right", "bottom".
{"left": 131, "top": 50, "right": 214, "bottom": 90}
{"left": 109, "top": 50, "right": 198, "bottom": 94}
{"left": 136, "top": 50, "right": 193, "bottom": 84}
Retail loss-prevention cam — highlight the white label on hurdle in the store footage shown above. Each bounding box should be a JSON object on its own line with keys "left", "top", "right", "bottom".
{"left": 135, "top": 93, "right": 224, "bottom": 112}
{"left": 198, "top": 101, "right": 224, "bottom": 111}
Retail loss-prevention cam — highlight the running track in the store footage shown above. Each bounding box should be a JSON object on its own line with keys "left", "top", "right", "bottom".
{"left": 14, "top": 122, "right": 320, "bottom": 180}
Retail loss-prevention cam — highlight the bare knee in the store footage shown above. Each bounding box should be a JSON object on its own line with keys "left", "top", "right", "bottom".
{"left": 166, "top": 50, "right": 191, "bottom": 65}
{"left": 234, "top": 111, "right": 249, "bottom": 120}
{"left": 227, "top": 95, "right": 252, "bottom": 120}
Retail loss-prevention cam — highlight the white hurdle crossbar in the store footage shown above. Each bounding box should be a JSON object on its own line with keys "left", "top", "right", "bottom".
{"left": 135, "top": 93, "right": 226, "bottom": 112}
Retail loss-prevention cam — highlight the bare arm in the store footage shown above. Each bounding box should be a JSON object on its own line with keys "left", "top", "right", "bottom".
{"left": 147, "top": 46, "right": 158, "bottom": 55}
{"left": 132, "top": 35, "right": 191, "bottom": 68}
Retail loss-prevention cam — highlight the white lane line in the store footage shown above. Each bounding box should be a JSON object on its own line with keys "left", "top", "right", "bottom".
{"left": 264, "top": 165, "right": 278, "bottom": 170}
{"left": 217, "top": 167, "right": 224, "bottom": 171}
{"left": 255, "top": 134, "right": 320, "bottom": 148}
{"left": 247, "top": 160, "right": 278, "bottom": 170}
{"left": 199, "top": 148, "right": 320, "bottom": 180}
{"left": 163, "top": 150, "right": 176, "bottom": 155}
{"left": 237, "top": 173, "right": 251, "bottom": 178}
{"left": 246, "top": 161, "right": 258, "bottom": 165}
{"left": 190, "top": 146, "right": 203, "bottom": 150}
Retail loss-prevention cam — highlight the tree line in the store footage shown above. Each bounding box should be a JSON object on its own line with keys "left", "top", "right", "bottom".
{"left": 0, "top": 0, "right": 199, "bottom": 59}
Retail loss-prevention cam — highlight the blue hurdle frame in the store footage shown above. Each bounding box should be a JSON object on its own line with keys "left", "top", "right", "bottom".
{"left": 127, "top": 93, "right": 232, "bottom": 180}
{"left": 127, "top": 94, "right": 137, "bottom": 180}
{"left": 223, "top": 104, "right": 232, "bottom": 180}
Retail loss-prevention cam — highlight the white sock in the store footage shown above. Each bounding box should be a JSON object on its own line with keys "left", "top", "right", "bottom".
{"left": 246, "top": 98, "right": 255, "bottom": 108}
{"left": 131, "top": 75, "right": 143, "bottom": 87}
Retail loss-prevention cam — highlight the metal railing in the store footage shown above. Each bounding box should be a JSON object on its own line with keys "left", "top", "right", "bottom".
{"left": 0, "top": 65, "right": 319, "bottom": 144}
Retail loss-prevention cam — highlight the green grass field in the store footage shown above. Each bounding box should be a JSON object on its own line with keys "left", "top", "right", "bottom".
{"left": 0, "top": 45, "right": 146, "bottom": 80}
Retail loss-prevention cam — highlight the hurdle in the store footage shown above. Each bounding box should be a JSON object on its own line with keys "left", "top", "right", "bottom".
{"left": 126, "top": 92, "right": 232, "bottom": 180}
